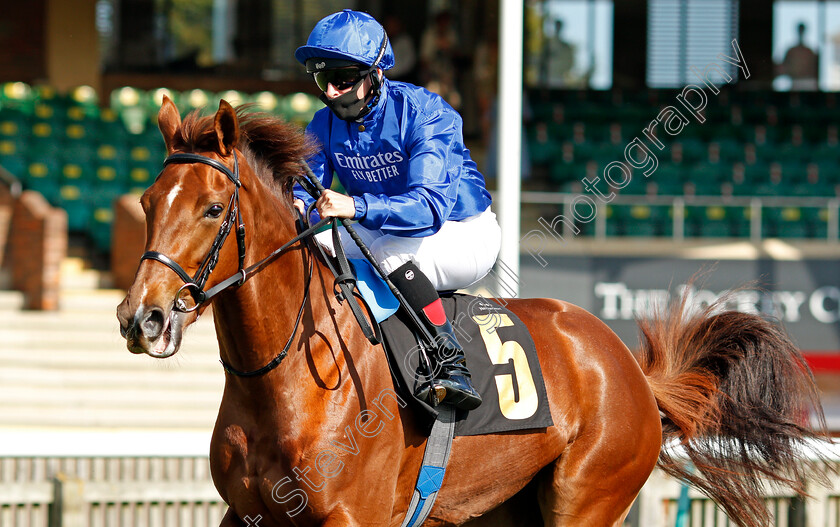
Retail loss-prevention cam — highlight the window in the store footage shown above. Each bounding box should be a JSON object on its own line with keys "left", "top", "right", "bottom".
{"left": 646, "top": 0, "right": 740, "bottom": 88}
{"left": 772, "top": 1, "right": 840, "bottom": 91}
{"left": 98, "top": 0, "right": 350, "bottom": 79}
{"left": 525, "top": 0, "right": 614, "bottom": 90}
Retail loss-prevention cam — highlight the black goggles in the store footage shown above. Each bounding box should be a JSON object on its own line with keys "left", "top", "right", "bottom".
{"left": 312, "top": 67, "right": 372, "bottom": 92}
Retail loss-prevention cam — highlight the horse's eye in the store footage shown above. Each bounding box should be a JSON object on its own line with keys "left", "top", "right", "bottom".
{"left": 205, "top": 204, "right": 224, "bottom": 218}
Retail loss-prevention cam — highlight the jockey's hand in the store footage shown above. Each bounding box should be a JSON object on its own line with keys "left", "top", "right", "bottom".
{"left": 293, "top": 199, "right": 305, "bottom": 215}
{"left": 316, "top": 189, "right": 356, "bottom": 219}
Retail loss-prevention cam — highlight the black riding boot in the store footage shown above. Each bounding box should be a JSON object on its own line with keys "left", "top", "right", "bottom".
{"left": 388, "top": 261, "right": 482, "bottom": 411}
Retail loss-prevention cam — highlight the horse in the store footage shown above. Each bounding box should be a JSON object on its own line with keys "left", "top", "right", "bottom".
{"left": 117, "top": 96, "right": 829, "bottom": 527}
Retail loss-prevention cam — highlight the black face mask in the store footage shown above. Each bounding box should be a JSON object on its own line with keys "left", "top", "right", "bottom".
{"left": 319, "top": 74, "right": 380, "bottom": 122}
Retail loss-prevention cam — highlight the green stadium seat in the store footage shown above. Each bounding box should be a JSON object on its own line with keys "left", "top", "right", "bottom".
{"left": 776, "top": 144, "right": 806, "bottom": 162}
{"left": 571, "top": 140, "right": 600, "bottom": 161}
{"left": 604, "top": 205, "right": 621, "bottom": 236}
{"left": 87, "top": 194, "right": 116, "bottom": 253}
{"left": 672, "top": 139, "right": 705, "bottom": 165}
{"left": 59, "top": 181, "right": 91, "bottom": 232}
{"left": 94, "top": 164, "right": 125, "bottom": 194}
{"left": 253, "top": 91, "right": 282, "bottom": 113}
{"left": 654, "top": 177, "right": 684, "bottom": 196}
{"left": 127, "top": 167, "right": 154, "bottom": 194}
{"left": 778, "top": 161, "right": 807, "bottom": 183}
{"left": 687, "top": 205, "right": 738, "bottom": 238}
{"left": 815, "top": 161, "right": 839, "bottom": 184}
{"left": 803, "top": 207, "right": 831, "bottom": 239}
{"left": 182, "top": 88, "right": 219, "bottom": 112}
{"left": 713, "top": 139, "right": 744, "bottom": 163}
{"left": 62, "top": 121, "right": 98, "bottom": 161}
{"left": 688, "top": 179, "right": 722, "bottom": 196}
{"left": 812, "top": 143, "right": 837, "bottom": 162}
{"left": 110, "top": 86, "right": 149, "bottom": 134}
{"left": 217, "top": 89, "right": 250, "bottom": 107}
{"left": 0, "top": 82, "right": 35, "bottom": 112}
{"left": 527, "top": 124, "right": 559, "bottom": 166}
{"left": 753, "top": 181, "right": 792, "bottom": 197}
{"left": 791, "top": 182, "right": 836, "bottom": 197}
{"left": 145, "top": 88, "right": 185, "bottom": 127}
{"left": 0, "top": 139, "right": 26, "bottom": 177}
{"left": 283, "top": 92, "right": 321, "bottom": 127}
{"left": 546, "top": 122, "right": 582, "bottom": 144}
{"left": 742, "top": 162, "right": 770, "bottom": 185}
{"left": 32, "top": 101, "right": 64, "bottom": 126}
{"left": 618, "top": 173, "right": 649, "bottom": 195}
{"left": 33, "top": 84, "right": 68, "bottom": 107}
{"left": 127, "top": 142, "right": 164, "bottom": 193}
{"left": 764, "top": 206, "right": 809, "bottom": 238}
{"left": 605, "top": 204, "right": 670, "bottom": 237}
{"left": 0, "top": 109, "right": 29, "bottom": 139}
{"left": 97, "top": 108, "right": 129, "bottom": 141}
{"left": 25, "top": 159, "right": 61, "bottom": 204}
{"left": 549, "top": 161, "right": 583, "bottom": 185}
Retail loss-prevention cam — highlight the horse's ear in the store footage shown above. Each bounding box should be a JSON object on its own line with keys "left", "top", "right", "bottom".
{"left": 214, "top": 100, "right": 239, "bottom": 157}
{"left": 158, "top": 95, "right": 181, "bottom": 154}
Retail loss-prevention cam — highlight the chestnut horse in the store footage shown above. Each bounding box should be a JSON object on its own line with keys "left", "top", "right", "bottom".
{"left": 117, "top": 97, "right": 828, "bottom": 527}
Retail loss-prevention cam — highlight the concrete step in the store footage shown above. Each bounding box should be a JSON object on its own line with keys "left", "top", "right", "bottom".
{"left": 0, "top": 366, "right": 224, "bottom": 391}
{"left": 0, "top": 406, "right": 219, "bottom": 429}
{"left": 0, "top": 347, "right": 220, "bottom": 371}
{"left": 59, "top": 257, "right": 112, "bottom": 290}
{"left": 0, "top": 290, "right": 23, "bottom": 310}
{"left": 0, "top": 385, "right": 222, "bottom": 408}
{"left": 0, "top": 269, "right": 233, "bottom": 430}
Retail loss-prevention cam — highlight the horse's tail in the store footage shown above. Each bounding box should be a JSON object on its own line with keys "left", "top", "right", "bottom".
{"left": 637, "top": 290, "right": 830, "bottom": 527}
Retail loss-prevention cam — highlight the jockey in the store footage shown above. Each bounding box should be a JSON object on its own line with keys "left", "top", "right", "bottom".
{"left": 293, "top": 9, "right": 501, "bottom": 411}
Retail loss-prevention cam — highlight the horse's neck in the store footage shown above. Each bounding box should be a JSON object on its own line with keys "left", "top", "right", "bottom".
{"left": 211, "top": 188, "right": 307, "bottom": 364}
{"left": 210, "top": 185, "right": 362, "bottom": 403}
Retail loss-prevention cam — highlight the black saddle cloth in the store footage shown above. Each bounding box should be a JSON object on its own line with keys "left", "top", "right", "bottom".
{"left": 379, "top": 293, "right": 554, "bottom": 437}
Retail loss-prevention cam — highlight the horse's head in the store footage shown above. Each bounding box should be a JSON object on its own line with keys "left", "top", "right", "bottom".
{"left": 117, "top": 95, "right": 315, "bottom": 358}
{"left": 116, "top": 96, "right": 247, "bottom": 357}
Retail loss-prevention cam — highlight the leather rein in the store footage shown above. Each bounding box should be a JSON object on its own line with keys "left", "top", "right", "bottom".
{"left": 140, "top": 151, "right": 331, "bottom": 377}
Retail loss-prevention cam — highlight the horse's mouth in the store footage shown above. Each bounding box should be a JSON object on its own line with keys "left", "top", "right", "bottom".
{"left": 148, "top": 311, "right": 177, "bottom": 358}
{"left": 127, "top": 309, "right": 186, "bottom": 359}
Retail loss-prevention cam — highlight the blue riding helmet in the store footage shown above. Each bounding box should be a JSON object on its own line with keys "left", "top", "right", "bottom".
{"left": 295, "top": 9, "right": 395, "bottom": 70}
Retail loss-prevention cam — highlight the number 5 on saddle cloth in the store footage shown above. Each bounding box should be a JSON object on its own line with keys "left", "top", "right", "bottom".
{"left": 349, "top": 255, "right": 553, "bottom": 437}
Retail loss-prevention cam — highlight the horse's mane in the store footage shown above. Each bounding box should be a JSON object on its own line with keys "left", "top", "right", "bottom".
{"left": 171, "top": 105, "right": 319, "bottom": 197}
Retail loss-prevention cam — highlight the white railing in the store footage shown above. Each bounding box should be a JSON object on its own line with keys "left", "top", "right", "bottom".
{"left": 3, "top": 431, "right": 840, "bottom": 527}
{"left": 0, "top": 430, "right": 226, "bottom": 527}
{"left": 519, "top": 191, "right": 840, "bottom": 243}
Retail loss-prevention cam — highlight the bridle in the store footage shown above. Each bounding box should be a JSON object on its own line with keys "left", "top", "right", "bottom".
{"left": 141, "top": 152, "right": 247, "bottom": 312}
{"left": 140, "top": 150, "right": 330, "bottom": 377}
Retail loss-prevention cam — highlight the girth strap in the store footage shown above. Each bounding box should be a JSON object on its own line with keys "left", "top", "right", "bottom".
{"left": 400, "top": 405, "right": 456, "bottom": 527}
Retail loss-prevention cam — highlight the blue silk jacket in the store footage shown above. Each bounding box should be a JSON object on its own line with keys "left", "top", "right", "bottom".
{"left": 294, "top": 78, "right": 492, "bottom": 237}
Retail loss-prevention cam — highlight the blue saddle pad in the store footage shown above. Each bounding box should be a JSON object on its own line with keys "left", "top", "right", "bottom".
{"left": 350, "top": 258, "right": 400, "bottom": 323}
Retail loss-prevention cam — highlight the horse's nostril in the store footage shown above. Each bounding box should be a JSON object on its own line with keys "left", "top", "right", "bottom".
{"left": 141, "top": 308, "right": 166, "bottom": 339}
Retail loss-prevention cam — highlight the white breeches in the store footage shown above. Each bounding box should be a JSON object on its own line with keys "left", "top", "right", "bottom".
{"left": 315, "top": 207, "right": 502, "bottom": 291}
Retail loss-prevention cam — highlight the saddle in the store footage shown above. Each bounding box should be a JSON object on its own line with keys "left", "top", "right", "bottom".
{"left": 351, "top": 258, "right": 554, "bottom": 437}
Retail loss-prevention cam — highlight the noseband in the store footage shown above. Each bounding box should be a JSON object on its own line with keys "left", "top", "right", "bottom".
{"left": 141, "top": 152, "right": 246, "bottom": 312}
